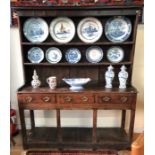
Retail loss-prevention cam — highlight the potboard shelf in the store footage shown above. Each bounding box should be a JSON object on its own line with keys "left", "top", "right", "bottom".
{"left": 26, "top": 127, "right": 130, "bottom": 150}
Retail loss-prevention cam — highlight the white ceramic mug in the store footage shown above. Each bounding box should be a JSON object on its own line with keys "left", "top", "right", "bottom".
{"left": 46, "top": 76, "right": 57, "bottom": 89}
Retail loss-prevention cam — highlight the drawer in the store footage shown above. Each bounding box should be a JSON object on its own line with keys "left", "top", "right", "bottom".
{"left": 57, "top": 94, "right": 94, "bottom": 104}
{"left": 95, "top": 94, "right": 134, "bottom": 104}
{"left": 18, "top": 94, "right": 56, "bottom": 104}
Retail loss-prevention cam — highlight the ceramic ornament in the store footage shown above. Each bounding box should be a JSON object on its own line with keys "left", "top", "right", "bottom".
{"left": 31, "top": 69, "right": 41, "bottom": 88}
{"left": 105, "top": 65, "right": 115, "bottom": 88}
{"left": 118, "top": 65, "right": 128, "bottom": 89}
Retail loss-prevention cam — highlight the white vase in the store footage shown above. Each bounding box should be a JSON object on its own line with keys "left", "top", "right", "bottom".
{"left": 105, "top": 65, "right": 115, "bottom": 88}
{"left": 31, "top": 70, "right": 41, "bottom": 88}
{"left": 118, "top": 65, "right": 128, "bottom": 89}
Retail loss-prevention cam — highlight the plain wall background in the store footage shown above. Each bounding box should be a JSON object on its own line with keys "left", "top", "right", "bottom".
{"left": 10, "top": 24, "right": 144, "bottom": 132}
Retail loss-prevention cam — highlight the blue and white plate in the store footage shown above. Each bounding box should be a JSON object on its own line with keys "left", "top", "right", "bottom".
{"left": 107, "top": 46, "right": 124, "bottom": 63}
{"left": 50, "top": 17, "right": 75, "bottom": 43}
{"left": 77, "top": 17, "right": 103, "bottom": 43}
{"left": 105, "top": 16, "right": 132, "bottom": 42}
{"left": 23, "top": 18, "right": 49, "bottom": 43}
{"left": 45, "top": 47, "right": 62, "bottom": 64}
{"left": 86, "top": 46, "right": 103, "bottom": 63}
{"left": 65, "top": 48, "right": 81, "bottom": 63}
{"left": 28, "top": 47, "right": 44, "bottom": 63}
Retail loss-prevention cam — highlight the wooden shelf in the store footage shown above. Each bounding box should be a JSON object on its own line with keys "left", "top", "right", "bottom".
{"left": 26, "top": 127, "right": 130, "bottom": 149}
{"left": 22, "top": 41, "right": 134, "bottom": 46}
{"left": 24, "top": 62, "right": 132, "bottom": 66}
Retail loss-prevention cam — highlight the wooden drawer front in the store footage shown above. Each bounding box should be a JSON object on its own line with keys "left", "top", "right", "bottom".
{"left": 58, "top": 94, "right": 94, "bottom": 104}
{"left": 19, "top": 94, "right": 56, "bottom": 104}
{"left": 96, "top": 94, "right": 133, "bottom": 104}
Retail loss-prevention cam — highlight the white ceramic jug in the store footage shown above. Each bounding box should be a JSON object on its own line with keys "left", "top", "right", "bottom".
{"left": 46, "top": 76, "right": 57, "bottom": 89}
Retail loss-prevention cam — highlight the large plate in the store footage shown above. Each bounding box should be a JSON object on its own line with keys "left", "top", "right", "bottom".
{"left": 105, "top": 16, "right": 132, "bottom": 42}
{"left": 28, "top": 47, "right": 44, "bottom": 63}
{"left": 50, "top": 17, "right": 75, "bottom": 43}
{"left": 45, "top": 47, "right": 62, "bottom": 63}
{"left": 86, "top": 46, "right": 103, "bottom": 63}
{"left": 65, "top": 48, "right": 81, "bottom": 63}
{"left": 77, "top": 17, "right": 103, "bottom": 43}
{"left": 23, "top": 18, "right": 49, "bottom": 43}
{"left": 107, "top": 46, "right": 124, "bottom": 63}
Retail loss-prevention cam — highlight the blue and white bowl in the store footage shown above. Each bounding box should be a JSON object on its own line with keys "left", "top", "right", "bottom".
{"left": 63, "top": 78, "right": 91, "bottom": 90}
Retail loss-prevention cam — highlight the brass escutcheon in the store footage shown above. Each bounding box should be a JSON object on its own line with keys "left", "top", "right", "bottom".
{"left": 25, "top": 96, "right": 32, "bottom": 103}
{"left": 82, "top": 96, "right": 88, "bottom": 102}
{"left": 64, "top": 96, "right": 72, "bottom": 102}
{"left": 121, "top": 96, "right": 128, "bottom": 103}
{"left": 43, "top": 96, "right": 50, "bottom": 102}
{"left": 102, "top": 96, "right": 111, "bottom": 102}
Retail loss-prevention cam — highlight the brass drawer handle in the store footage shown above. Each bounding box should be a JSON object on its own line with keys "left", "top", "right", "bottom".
{"left": 42, "top": 96, "right": 50, "bottom": 102}
{"left": 25, "top": 96, "right": 32, "bottom": 103}
{"left": 121, "top": 97, "right": 128, "bottom": 103}
{"left": 81, "top": 96, "right": 88, "bottom": 102}
{"left": 64, "top": 96, "right": 72, "bottom": 102}
{"left": 102, "top": 96, "right": 111, "bottom": 102}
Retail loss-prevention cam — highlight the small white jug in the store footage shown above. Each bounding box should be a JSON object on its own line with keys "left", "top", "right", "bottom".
{"left": 46, "top": 76, "right": 57, "bottom": 89}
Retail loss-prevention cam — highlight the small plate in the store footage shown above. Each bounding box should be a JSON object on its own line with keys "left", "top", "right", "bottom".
{"left": 105, "top": 16, "right": 132, "bottom": 42}
{"left": 28, "top": 47, "right": 44, "bottom": 63}
{"left": 23, "top": 18, "right": 49, "bottom": 43}
{"left": 45, "top": 47, "right": 62, "bottom": 63}
{"left": 86, "top": 46, "right": 103, "bottom": 63}
{"left": 77, "top": 17, "right": 103, "bottom": 43}
{"left": 107, "top": 46, "right": 124, "bottom": 63}
{"left": 65, "top": 48, "right": 81, "bottom": 63}
{"left": 50, "top": 17, "right": 75, "bottom": 43}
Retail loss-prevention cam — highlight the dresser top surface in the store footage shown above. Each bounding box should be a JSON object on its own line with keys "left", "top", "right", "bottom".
{"left": 17, "top": 85, "right": 137, "bottom": 94}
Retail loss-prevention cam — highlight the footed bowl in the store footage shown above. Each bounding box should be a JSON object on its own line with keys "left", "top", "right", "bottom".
{"left": 63, "top": 78, "right": 91, "bottom": 90}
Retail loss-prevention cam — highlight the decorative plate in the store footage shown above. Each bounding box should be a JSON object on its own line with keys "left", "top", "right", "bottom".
{"left": 107, "top": 46, "right": 124, "bottom": 63}
{"left": 50, "top": 17, "right": 75, "bottom": 43}
{"left": 28, "top": 47, "right": 44, "bottom": 63}
{"left": 23, "top": 18, "right": 49, "bottom": 43}
{"left": 45, "top": 47, "right": 62, "bottom": 63}
{"left": 77, "top": 17, "right": 103, "bottom": 43}
{"left": 86, "top": 46, "right": 103, "bottom": 63}
{"left": 65, "top": 48, "right": 81, "bottom": 63}
{"left": 105, "top": 16, "right": 132, "bottom": 42}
